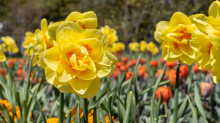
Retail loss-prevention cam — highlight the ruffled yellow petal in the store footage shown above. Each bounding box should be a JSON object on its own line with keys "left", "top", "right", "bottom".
{"left": 44, "top": 46, "right": 60, "bottom": 71}
{"left": 179, "top": 54, "right": 195, "bottom": 66}
{"left": 154, "top": 21, "right": 170, "bottom": 43}
{"left": 170, "top": 12, "right": 191, "bottom": 27}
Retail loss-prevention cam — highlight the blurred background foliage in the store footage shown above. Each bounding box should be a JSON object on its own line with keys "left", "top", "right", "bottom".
{"left": 0, "top": 0, "right": 214, "bottom": 49}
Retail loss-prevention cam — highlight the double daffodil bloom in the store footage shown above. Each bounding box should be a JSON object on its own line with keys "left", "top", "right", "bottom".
{"left": 23, "top": 32, "right": 38, "bottom": 55}
{"left": 147, "top": 41, "right": 156, "bottom": 52}
{"left": 111, "top": 42, "right": 125, "bottom": 53}
{"left": 129, "top": 42, "right": 139, "bottom": 52}
{"left": 154, "top": 12, "right": 197, "bottom": 65}
{"left": 1, "top": 36, "right": 19, "bottom": 54}
{"left": 100, "top": 25, "right": 118, "bottom": 46}
{"left": 39, "top": 21, "right": 117, "bottom": 98}
{"left": 48, "top": 11, "right": 98, "bottom": 40}
{"left": 190, "top": 0, "right": 220, "bottom": 83}
{"left": 140, "top": 41, "right": 147, "bottom": 52}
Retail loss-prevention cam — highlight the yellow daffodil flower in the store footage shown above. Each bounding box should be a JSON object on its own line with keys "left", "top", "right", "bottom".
{"left": 147, "top": 41, "right": 156, "bottom": 52}
{"left": 152, "top": 47, "right": 159, "bottom": 55}
{"left": 154, "top": 12, "right": 197, "bottom": 65}
{"left": 140, "top": 41, "right": 147, "bottom": 52}
{"left": 48, "top": 11, "right": 98, "bottom": 40}
{"left": 101, "top": 25, "right": 118, "bottom": 46}
{"left": 1, "top": 36, "right": 19, "bottom": 54}
{"left": 23, "top": 31, "right": 38, "bottom": 55}
{"left": 190, "top": 0, "right": 220, "bottom": 83}
{"left": 39, "top": 21, "right": 117, "bottom": 98}
{"left": 111, "top": 42, "right": 124, "bottom": 53}
{"left": 129, "top": 42, "right": 139, "bottom": 52}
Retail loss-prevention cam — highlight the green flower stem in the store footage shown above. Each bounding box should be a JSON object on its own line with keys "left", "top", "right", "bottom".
{"left": 172, "top": 60, "right": 180, "bottom": 123}
{"left": 83, "top": 98, "right": 88, "bottom": 123}
{"left": 59, "top": 92, "right": 64, "bottom": 123}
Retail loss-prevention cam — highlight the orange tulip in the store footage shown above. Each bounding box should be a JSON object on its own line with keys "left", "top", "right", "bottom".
{"left": 193, "top": 64, "right": 200, "bottom": 73}
{"left": 156, "top": 86, "right": 172, "bottom": 104}
{"left": 19, "top": 58, "right": 25, "bottom": 65}
{"left": 18, "top": 64, "right": 22, "bottom": 69}
{"left": 126, "top": 72, "right": 133, "bottom": 80}
{"left": 149, "top": 60, "right": 158, "bottom": 68}
{"left": 120, "top": 65, "right": 128, "bottom": 72}
{"left": 169, "top": 69, "right": 181, "bottom": 88}
{"left": 200, "top": 82, "right": 212, "bottom": 97}
{"left": 112, "top": 68, "right": 120, "bottom": 79}
{"left": 140, "top": 58, "right": 146, "bottom": 64}
{"left": 0, "top": 68, "right": 5, "bottom": 75}
{"left": 179, "top": 65, "right": 188, "bottom": 79}
{"left": 16, "top": 69, "right": 23, "bottom": 76}
{"left": 116, "top": 62, "right": 124, "bottom": 68}
{"left": 8, "top": 59, "right": 14, "bottom": 68}
{"left": 202, "top": 69, "right": 207, "bottom": 74}
{"left": 160, "top": 58, "right": 166, "bottom": 65}
{"left": 121, "top": 57, "right": 128, "bottom": 63}
{"left": 165, "top": 62, "right": 175, "bottom": 69}
{"left": 143, "top": 72, "right": 149, "bottom": 81}
{"left": 155, "top": 69, "right": 169, "bottom": 80}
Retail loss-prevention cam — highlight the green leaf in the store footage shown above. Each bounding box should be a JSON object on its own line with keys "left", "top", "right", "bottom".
{"left": 36, "top": 114, "right": 42, "bottom": 123}
{"left": 178, "top": 97, "right": 188, "bottom": 118}
{"left": 150, "top": 65, "right": 166, "bottom": 123}
{"left": 187, "top": 96, "right": 198, "bottom": 123}
{"left": 23, "top": 57, "right": 33, "bottom": 100}
{"left": 123, "top": 91, "right": 135, "bottom": 123}
{"left": 155, "top": 94, "right": 162, "bottom": 123}
{"left": 100, "top": 109, "right": 106, "bottom": 123}
{"left": 194, "top": 82, "right": 208, "bottom": 123}
{"left": 66, "top": 110, "right": 71, "bottom": 123}
{"left": 49, "top": 102, "right": 57, "bottom": 118}
{"left": 133, "top": 54, "right": 142, "bottom": 104}
{"left": 29, "top": 90, "right": 47, "bottom": 122}
{"left": 164, "top": 103, "right": 169, "bottom": 123}
{"left": 75, "top": 101, "right": 81, "bottom": 123}
{"left": 117, "top": 73, "right": 126, "bottom": 95}
{"left": 117, "top": 100, "right": 125, "bottom": 123}
{"left": 59, "top": 92, "right": 64, "bottom": 123}
{"left": 93, "top": 107, "right": 100, "bottom": 123}
{"left": 108, "top": 96, "right": 113, "bottom": 123}
{"left": 114, "top": 94, "right": 126, "bottom": 109}
{"left": 89, "top": 86, "right": 117, "bottom": 111}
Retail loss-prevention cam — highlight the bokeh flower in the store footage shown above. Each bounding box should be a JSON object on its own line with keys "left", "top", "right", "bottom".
{"left": 1, "top": 36, "right": 19, "bottom": 54}
{"left": 39, "top": 21, "right": 117, "bottom": 98}
{"left": 101, "top": 25, "right": 118, "bottom": 47}
{"left": 140, "top": 41, "right": 147, "bottom": 52}
{"left": 129, "top": 42, "right": 139, "bottom": 52}
{"left": 111, "top": 42, "right": 124, "bottom": 53}
{"left": 200, "top": 82, "right": 212, "bottom": 97}
{"left": 149, "top": 60, "right": 158, "bottom": 68}
{"left": 146, "top": 41, "right": 156, "bottom": 52}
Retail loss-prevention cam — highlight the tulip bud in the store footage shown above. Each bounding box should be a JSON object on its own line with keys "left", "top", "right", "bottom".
{"left": 126, "top": 72, "right": 133, "bottom": 80}
{"left": 200, "top": 82, "right": 212, "bottom": 97}
{"left": 193, "top": 64, "right": 200, "bottom": 73}
{"left": 169, "top": 69, "right": 181, "bottom": 88}
{"left": 155, "top": 69, "right": 169, "bottom": 80}
{"left": 179, "top": 65, "right": 188, "bottom": 79}
{"left": 143, "top": 72, "right": 149, "bottom": 81}
{"left": 149, "top": 60, "right": 158, "bottom": 68}
{"left": 116, "top": 62, "right": 124, "bottom": 68}
{"left": 165, "top": 62, "right": 175, "bottom": 69}
{"left": 156, "top": 86, "right": 172, "bottom": 104}
{"left": 140, "top": 58, "right": 146, "bottom": 64}
{"left": 121, "top": 57, "right": 128, "bottom": 63}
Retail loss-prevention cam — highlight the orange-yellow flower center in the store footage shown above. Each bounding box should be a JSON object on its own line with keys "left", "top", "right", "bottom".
{"left": 84, "top": 44, "right": 92, "bottom": 54}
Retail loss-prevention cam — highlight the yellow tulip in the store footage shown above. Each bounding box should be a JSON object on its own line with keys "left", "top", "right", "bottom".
{"left": 101, "top": 25, "right": 118, "bottom": 46}
{"left": 48, "top": 11, "right": 98, "bottom": 40}
{"left": 111, "top": 42, "right": 124, "bottom": 53}
{"left": 129, "top": 42, "right": 139, "bottom": 52}
{"left": 39, "top": 21, "right": 117, "bottom": 98}
{"left": 154, "top": 12, "right": 197, "bottom": 66}
{"left": 190, "top": 0, "right": 220, "bottom": 83}
{"left": 140, "top": 41, "right": 147, "bottom": 52}
{"left": 1, "top": 36, "right": 19, "bottom": 54}
{"left": 152, "top": 47, "right": 159, "bottom": 55}
{"left": 147, "top": 41, "right": 156, "bottom": 52}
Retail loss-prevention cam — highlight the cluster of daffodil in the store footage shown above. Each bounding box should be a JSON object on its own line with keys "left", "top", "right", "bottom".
{"left": 154, "top": 0, "right": 220, "bottom": 83}
{"left": 129, "top": 41, "right": 159, "bottom": 54}
{"left": 0, "top": 36, "right": 19, "bottom": 62}
{"left": 23, "top": 11, "right": 118, "bottom": 99}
